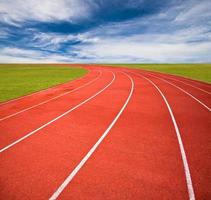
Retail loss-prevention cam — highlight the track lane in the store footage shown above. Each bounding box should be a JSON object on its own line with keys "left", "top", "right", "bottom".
{"left": 55, "top": 71, "right": 191, "bottom": 200}
{"left": 144, "top": 73, "right": 210, "bottom": 111}
{"left": 153, "top": 73, "right": 211, "bottom": 95}
{"left": 0, "top": 71, "right": 131, "bottom": 200}
{"left": 1, "top": 65, "right": 210, "bottom": 199}
{"left": 49, "top": 72, "right": 134, "bottom": 200}
{"left": 135, "top": 70, "right": 211, "bottom": 199}
{"left": 139, "top": 70, "right": 211, "bottom": 92}
{"left": 140, "top": 71, "right": 211, "bottom": 110}
{"left": 133, "top": 72, "right": 195, "bottom": 200}
{"left": 0, "top": 70, "right": 112, "bottom": 150}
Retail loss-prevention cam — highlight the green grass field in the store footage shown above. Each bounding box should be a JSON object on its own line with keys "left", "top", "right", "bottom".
{"left": 0, "top": 64, "right": 87, "bottom": 102}
{"left": 1, "top": 63, "right": 210, "bottom": 103}
{"left": 106, "top": 64, "right": 211, "bottom": 83}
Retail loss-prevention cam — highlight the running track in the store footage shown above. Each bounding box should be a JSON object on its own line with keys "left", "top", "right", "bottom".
{"left": 0, "top": 65, "right": 210, "bottom": 200}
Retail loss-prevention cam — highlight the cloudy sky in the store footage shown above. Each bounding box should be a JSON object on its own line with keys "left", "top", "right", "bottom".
{"left": 0, "top": 0, "right": 211, "bottom": 63}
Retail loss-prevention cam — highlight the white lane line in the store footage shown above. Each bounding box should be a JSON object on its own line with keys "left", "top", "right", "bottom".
{"left": 153, "top": 73, "right": 211, "bottom": 95}
{"left": 132, "top": 72, "right": 195, "bottom": 200}
{"left": 0, "top": 71, "right": 102, "bottom": 122}
{"left": 0, "top": 68, "right": 91, "bottom": 106}
{"left": 143, "top": 73, "right": 210, "bottom": 112}
{"left": 49, "top": 72, "right": 134, "bottom": 200}
{"left": 171, "top": 75, "right": 211, "bottom": 88}
{"left": 0, "top": 72, "right": 115, "bottom": 153}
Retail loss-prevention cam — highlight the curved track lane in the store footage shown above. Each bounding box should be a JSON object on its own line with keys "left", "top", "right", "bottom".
{"left": 0, "top": 65, "right": 210, "bottom": 200}
{"left": 0, "top": 70, "right": 131, "bottom": 199}
{"left": 140, "top": 69, "right": 211, "bottom": 93}
{"left": 0, "top": 70, "right": 113, "bottom": 151}
{"left": 133, "top": 70, "right": 211, "bottom": 199}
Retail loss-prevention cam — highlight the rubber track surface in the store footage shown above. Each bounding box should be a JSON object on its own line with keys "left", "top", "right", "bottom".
{"left": 0, "top": 65, "right": 210, "bottom": 200}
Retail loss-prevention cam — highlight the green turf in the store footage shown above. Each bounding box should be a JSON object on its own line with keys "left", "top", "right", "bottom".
{"left": 105, "top": 64, "right": 211, "bottom": 83}
{"left": 0, "top": 64, "right": 87, "bottom": 102}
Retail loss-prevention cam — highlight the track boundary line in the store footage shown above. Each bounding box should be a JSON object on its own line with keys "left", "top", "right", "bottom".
{"left": 137, "top": 68, "right": 211, "bottom": 88}
{"left": 0, "top": 72, "right": 115, "bottom": 153}
{"left": 170, "top": 74, "right": 211, "bottom": 88}
{"left": 0, "top": 71, "right": 102, "bottom": 122}
{"left": 131, "top": 71, "right": 195, "bottom": 200}
{"left": 0, "top": 68, "right": 91, "bottom": 106}
{"left": 49, "top": 72, "right": 134, "bottom": 200}
{"left": 152, "top": 73, "right": 211, "bottom": 95}
{"left": 142, "top": 73, "right": 210, "bottom": 112}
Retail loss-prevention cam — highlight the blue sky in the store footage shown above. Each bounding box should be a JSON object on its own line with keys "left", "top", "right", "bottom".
{"left": 0, "top": 0, "right": 211, "bottom": 63}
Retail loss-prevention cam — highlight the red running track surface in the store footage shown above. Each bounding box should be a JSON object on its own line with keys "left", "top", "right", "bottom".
{"left": 0, "top": 65, "right": 210, "bottom": 200}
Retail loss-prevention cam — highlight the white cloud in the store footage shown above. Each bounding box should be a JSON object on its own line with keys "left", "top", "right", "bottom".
{"left": 0, "top": 47, "right": 73, "bottom": 63}
{"left": 1, "top": 0, "right": 211, "bottom": 63}
{"left": 1, "top": 26, "right": 211, "bottom": 63}
{"left": 175, "top": 0, "right": 211, "bottom": 23}
{"left": 0, "top": 48, "right": 43, "bottom": 63}
{"left": 71, "top": 34, "right": 211, "bottom": 63}
{"left": 0, "top": 0, "right": 91, "bottom": 25}
{"left": 1, "top": 47, "right": 41, "bottom": 57}
{"left": 33, "top": 32, "right": 99, "bottom": 46}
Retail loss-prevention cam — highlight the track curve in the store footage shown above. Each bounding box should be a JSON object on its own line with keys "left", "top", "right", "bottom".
{"left": 0, "top": 65, "right": 210, "bottom": 200}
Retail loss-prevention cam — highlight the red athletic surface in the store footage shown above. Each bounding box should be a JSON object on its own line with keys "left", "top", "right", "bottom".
{"left": 0, "top": 65, "right": 210, "bottom": 199}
